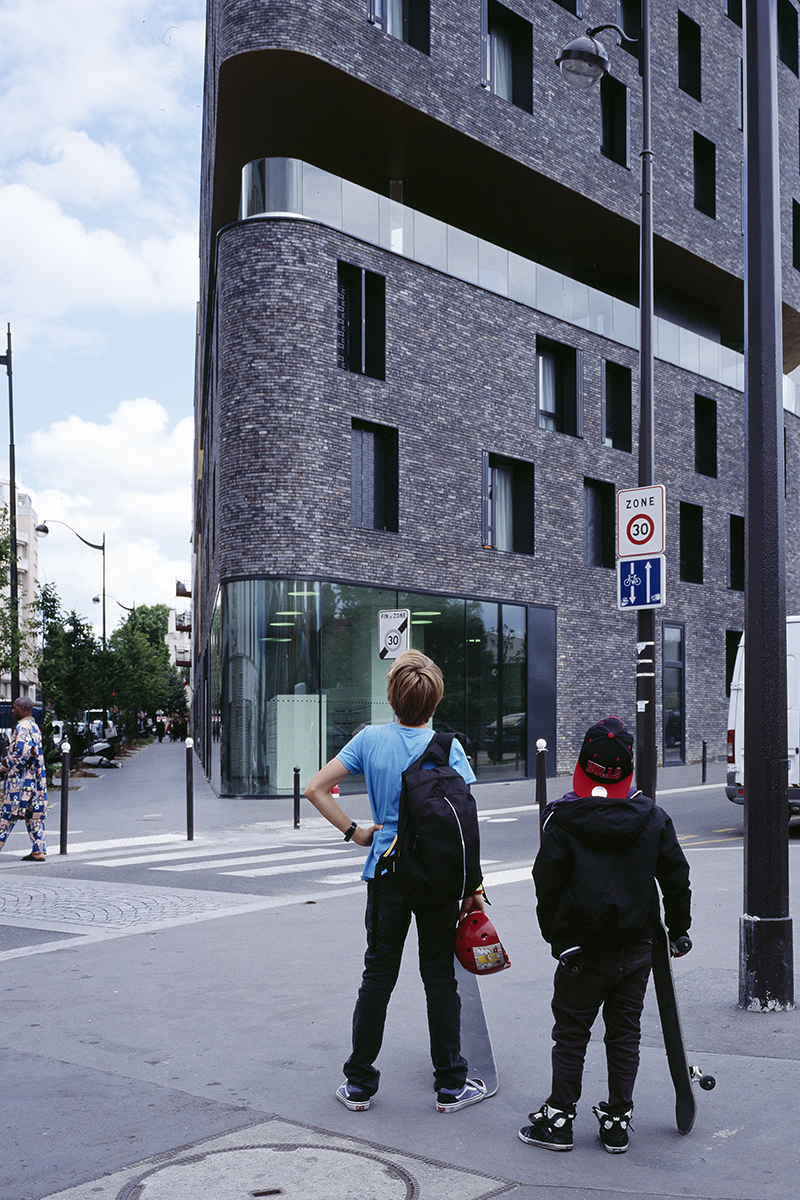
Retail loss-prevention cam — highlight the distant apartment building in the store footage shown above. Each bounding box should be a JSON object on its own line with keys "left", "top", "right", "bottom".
{"left": 192, "top": 0, "right": 800, "bottom": 796}
{"left": 1, "top": 480, "right": 40, "bottom": 701}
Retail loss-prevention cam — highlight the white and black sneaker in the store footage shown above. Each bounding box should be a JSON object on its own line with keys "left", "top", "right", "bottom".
{"left": 335, "top": 1081, "right": 371, "bottom": 1111}
{"left": 593, "top": 1103, "right": 632, "bottom": 1153}
{"left": 436, "top": 1077, "right": 488, "bottom": 1113}
{"left": 518, "top": 1103, "right": 575, "bottom": 1151}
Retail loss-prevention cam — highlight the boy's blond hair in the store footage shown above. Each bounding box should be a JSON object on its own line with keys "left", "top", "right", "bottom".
{"left": 386, "top": 650, "right": 444, "bottom": 726}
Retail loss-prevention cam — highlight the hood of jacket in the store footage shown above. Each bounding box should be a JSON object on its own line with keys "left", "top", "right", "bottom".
{"left": 543, "top": 787, "right": 655, "bottom": 849}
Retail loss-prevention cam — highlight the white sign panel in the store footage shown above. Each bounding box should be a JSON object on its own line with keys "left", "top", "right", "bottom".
{"left": 378, "top": 609, "right": 410, "bottom": 660}
{"left": 616, "top": 484, "right": 666, "bottom": 557}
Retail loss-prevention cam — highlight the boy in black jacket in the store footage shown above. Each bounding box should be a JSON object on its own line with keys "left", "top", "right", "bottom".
{"left": 519, "top": 716, "right": 691, "bottom": 1154}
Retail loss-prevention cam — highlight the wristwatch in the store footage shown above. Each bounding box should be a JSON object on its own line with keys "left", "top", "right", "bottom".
{"left": 343, "top": 822, "right": 358, "bottom": 842}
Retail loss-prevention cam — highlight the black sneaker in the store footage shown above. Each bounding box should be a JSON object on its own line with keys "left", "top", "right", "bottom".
{"left": 518, "top": 1104, "right": 575, "bottom": 1151}
{"left": 593, "top": 1103, "right": 632, "bottom": 1153}
{"left": 335, "top": 1082, "right": 371, "bottom": 1111}
{"left": 436, "top": 1077, "right": 488, "bottom": 1113}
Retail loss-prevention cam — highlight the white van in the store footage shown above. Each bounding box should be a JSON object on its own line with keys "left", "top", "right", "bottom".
{"left": 726, "top": 615, "right": 800, "bottom": 815}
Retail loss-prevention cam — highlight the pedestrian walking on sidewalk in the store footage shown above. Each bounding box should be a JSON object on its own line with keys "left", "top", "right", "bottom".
{"left": 305, "top": 650, "right": 488, "bottom": 1115}
{"left": 0, "top": 696, "right": 48, "bottom": 861}
{"left": 519, "top": 716, "right": 691, "bottom": 1154}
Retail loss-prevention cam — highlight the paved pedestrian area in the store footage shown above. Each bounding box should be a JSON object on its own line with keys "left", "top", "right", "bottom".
{"left": 0, "top": 875, "right": 296, "bottom": 960}
{"left": 40, "top": 1118, "right": 517, "bottom": 1200}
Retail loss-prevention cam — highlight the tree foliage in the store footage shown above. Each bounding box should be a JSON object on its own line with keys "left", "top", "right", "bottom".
{"left": 107, "top": 604, "right": 187, "bottom": 729}
{"left": 38, "top": 584, "right": 101, "bottom": 721}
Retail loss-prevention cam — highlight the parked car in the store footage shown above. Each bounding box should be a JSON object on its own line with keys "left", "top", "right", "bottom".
{"left": 484, "top": 712, "right": 526, "bottom": 763}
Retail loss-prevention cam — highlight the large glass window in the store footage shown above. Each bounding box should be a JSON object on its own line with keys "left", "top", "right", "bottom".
{"left": 209, "top": 579, "right": 546, "bottom": 794}
{"left": 663, "top": 623, "right": 685, "bottom": 764}
{"left": 351, "top": 419, "right": 399, "bottom": 532}
{"left": 337, "top": 261, "right": 386, "bottom": 379}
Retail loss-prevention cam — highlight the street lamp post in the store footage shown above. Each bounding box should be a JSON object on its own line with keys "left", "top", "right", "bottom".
{"left": 0, "top": 325, "right": 20, "bottom": 701}
{"left": 35, "top": 521, "right": 106, "bottom": 648}
{"left": 740, "top": 0, "right": 793, "bottom": 1010}
{"left": 557, "top": 1, "right": 657, "bottom": 802}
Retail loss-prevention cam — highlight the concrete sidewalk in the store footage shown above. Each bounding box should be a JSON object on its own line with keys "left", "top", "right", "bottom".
{"left": 1, "top": 741, "right": 796, "bottom": 1200}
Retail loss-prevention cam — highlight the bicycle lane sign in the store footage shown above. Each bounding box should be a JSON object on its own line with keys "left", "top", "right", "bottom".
{"left": 617, "top": 555, "right": 666, "bottom": 610}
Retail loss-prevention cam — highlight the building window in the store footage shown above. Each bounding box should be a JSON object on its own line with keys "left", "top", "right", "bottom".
{"left": 694, "top": 133, "right": 716, "bottom": 218}
{"left": 694, "top": 394, "right": 717, "bottom": 477}
{"left": 728, "top": 514, "right": 745, "bottom": 591}
{"left": 337, "top": 261, "right": 386, "bottom": 380}
{"left": 663, "top": 623, "right": 685, "bottom": 763}
{"left": 481, "top": 1, "right": 533, "bottom": 114}
{"left": 554, "top": 0, "right": 581, "bottom": 13}
{"left": 678, "top": 12, "right": 701, "bottom": 100}
{"left": 351, "top": 420, "right": 398, "bottom": 532}
{"left": 793, "top": 200, "right": 800, "bottom": 270}
{"left": 679, "top": 501, "right": 704, "bottom": 583}
{"left": 726, "top": 0, "right": 742, "bottom": 27}
{"left": 603, "top": 361, "right": 632, "bottom": 452}
{"left": 726, "top": 630, "right": 742, "bottom": 696}
{"left": 617, "top": 0, "right": 641, "bottom": 48}
{"left": 584, "top": 478, "right": 615, "bottom": 568}
{"left": 600, "top": 75, "right": 629, "bottom": 166}
{"left": 482, "top": 453, "right": 534, "bottom": 554}
{"left": 537, "top": 337, "right": 582, "bottom": 436}
{"left": 367, "top": 0, "right": 430, "bottom": 54}
{"left": 778, "top": 0, "right": 799, "bottom": 75}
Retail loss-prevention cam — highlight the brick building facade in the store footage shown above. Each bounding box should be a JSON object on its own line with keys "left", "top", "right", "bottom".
{"left": 194, "top": 0, "right": 800, "bottom": 796}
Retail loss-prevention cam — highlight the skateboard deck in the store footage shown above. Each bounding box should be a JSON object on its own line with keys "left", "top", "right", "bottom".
{"left": 455, "top": 958, "right": 498, "bottom": 1096}
{"left": 650, "top": 921, "right": 715, "bottom": 1134}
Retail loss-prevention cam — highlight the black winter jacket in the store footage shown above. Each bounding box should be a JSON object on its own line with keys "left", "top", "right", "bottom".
{"left": 533, "top": 788, "right": 691, "bottom": 957}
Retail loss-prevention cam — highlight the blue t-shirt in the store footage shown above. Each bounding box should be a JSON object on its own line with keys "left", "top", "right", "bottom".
{"left": 337, "top": 723, "right": 476, "bottom": 881}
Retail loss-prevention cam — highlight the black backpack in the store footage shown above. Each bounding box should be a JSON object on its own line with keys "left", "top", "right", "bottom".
{"left": 377, "top": 731, "right": 482, "bottom": 906}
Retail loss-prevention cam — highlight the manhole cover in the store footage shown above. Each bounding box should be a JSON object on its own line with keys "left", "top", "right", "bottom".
{"left": 118, "top": 1144, "right": 416, "bottom": 1199}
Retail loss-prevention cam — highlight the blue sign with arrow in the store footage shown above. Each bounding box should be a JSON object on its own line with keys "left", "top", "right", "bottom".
{"left": 617, "top": 555, "right": 666, "bottom": 610}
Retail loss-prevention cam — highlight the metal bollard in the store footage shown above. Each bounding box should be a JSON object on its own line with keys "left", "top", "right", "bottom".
{"left": 701, "top": 739, "right": 707, "bottom": 784}
{"left": 293, "top": 766, "right": 301, "bottom": 829}
{"left": 535, "top": 739, "right": 548, "bottom": 837}
{"left": 59, "top": 741, "right": 71, "bottom": 855}
{"left": 185, "top": 737, "right": 194, "bottom": 841}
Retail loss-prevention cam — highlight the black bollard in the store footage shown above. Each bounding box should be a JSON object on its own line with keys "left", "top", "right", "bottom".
{"left": 185, "top": 737, "right": 194, "bottom": 841}
{"left": 294, "top": 766, "right": 301, "bottom": 829}
{"left": 59, "top": 741, "right": 71, "bottom": 855}
{"left": 702, "top": 740, "right": 707, "bottom": 784}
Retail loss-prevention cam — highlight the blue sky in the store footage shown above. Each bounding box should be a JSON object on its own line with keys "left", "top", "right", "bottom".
{"left": 1, "top": 0, "right": 205, "bottom": 632}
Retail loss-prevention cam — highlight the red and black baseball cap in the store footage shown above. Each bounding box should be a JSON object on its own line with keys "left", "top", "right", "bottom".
{"left": 572, "top": 716, "right": 634, "bottom": 799}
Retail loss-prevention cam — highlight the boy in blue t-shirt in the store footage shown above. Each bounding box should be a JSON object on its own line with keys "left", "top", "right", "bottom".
{"left": 305, "top": 650, "right": 487, "bottom": 1114}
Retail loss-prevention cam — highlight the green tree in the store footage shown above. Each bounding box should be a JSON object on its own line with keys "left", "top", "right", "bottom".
{"left": 38, "top": 584, "right": 101, "bottom": 722}
{"left": 106, "top": 604, "right": 185, "bottom": 732}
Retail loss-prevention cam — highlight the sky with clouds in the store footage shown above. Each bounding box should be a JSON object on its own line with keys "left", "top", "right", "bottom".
{"left": 1, "top": 0, "right": 205, "bottom": 634}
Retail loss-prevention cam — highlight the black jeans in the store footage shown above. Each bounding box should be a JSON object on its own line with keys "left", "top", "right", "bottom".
{"left": 548, "top": 940, "right": 653, "bottom": 1114}
{"left": 344, "top": 879, "right": 467, "bottom": 1096}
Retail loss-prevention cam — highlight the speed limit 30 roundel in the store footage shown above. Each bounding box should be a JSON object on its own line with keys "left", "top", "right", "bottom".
{"left": 616, "top": 485, "right": 665, "bottom": 557}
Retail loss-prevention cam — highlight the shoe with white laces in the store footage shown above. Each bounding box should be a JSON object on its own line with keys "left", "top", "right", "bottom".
{"left": 436, "top": 1077, "right": 488, "bottom": 1113}
{"left": 335, "top": 1082, "right": 371, "bottom": 1111}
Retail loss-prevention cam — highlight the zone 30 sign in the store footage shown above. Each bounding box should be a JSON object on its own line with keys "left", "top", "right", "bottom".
{"left": 616, "top": 484, "right": 666, "bottom": 557}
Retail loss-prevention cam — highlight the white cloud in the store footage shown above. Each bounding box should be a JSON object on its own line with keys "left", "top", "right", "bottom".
{"left": 19, "top": 398, "right": 193, "bottom": 636}
{"left": 18, "top": 130, "right": 142, "bottom": 210}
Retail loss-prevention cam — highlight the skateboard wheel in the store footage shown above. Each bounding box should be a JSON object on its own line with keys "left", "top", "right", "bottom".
{"left": 699, "top": 1074, "right": 716, "bottom": 1091}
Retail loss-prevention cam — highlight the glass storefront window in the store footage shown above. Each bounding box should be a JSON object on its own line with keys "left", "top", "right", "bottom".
{"left": 211, "top": 579, "right": 532, "bottom": 795}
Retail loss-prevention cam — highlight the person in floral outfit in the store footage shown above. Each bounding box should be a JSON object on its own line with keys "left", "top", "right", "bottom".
{"left": 0, "top": 696, "right": 47, "bottom": 861}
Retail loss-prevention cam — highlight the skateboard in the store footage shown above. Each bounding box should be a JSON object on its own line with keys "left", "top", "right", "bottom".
{"left": 650, "top": 920, "right": 715, "bottom": 1134}
{"left": 454, "top": 957, "right": 499, "bottom": 1097}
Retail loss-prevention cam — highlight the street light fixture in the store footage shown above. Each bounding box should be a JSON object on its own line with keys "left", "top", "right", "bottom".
{"left": 35, "top": 521, "right": 107, "bottom": 649}
{"left": 557, "top": 4, "right": 657, "bottom": 804}
{"left": 93, "top": 594, "right": 134, "bottom": 613}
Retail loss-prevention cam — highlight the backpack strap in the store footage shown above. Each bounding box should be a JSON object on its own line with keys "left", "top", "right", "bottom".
{"left": 370, "top": 835, "right": 398, "bottom": 953}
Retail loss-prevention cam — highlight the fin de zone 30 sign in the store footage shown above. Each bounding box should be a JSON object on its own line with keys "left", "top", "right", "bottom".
{"left": 616, "top": 485, "right": 666, "bottom": 558}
